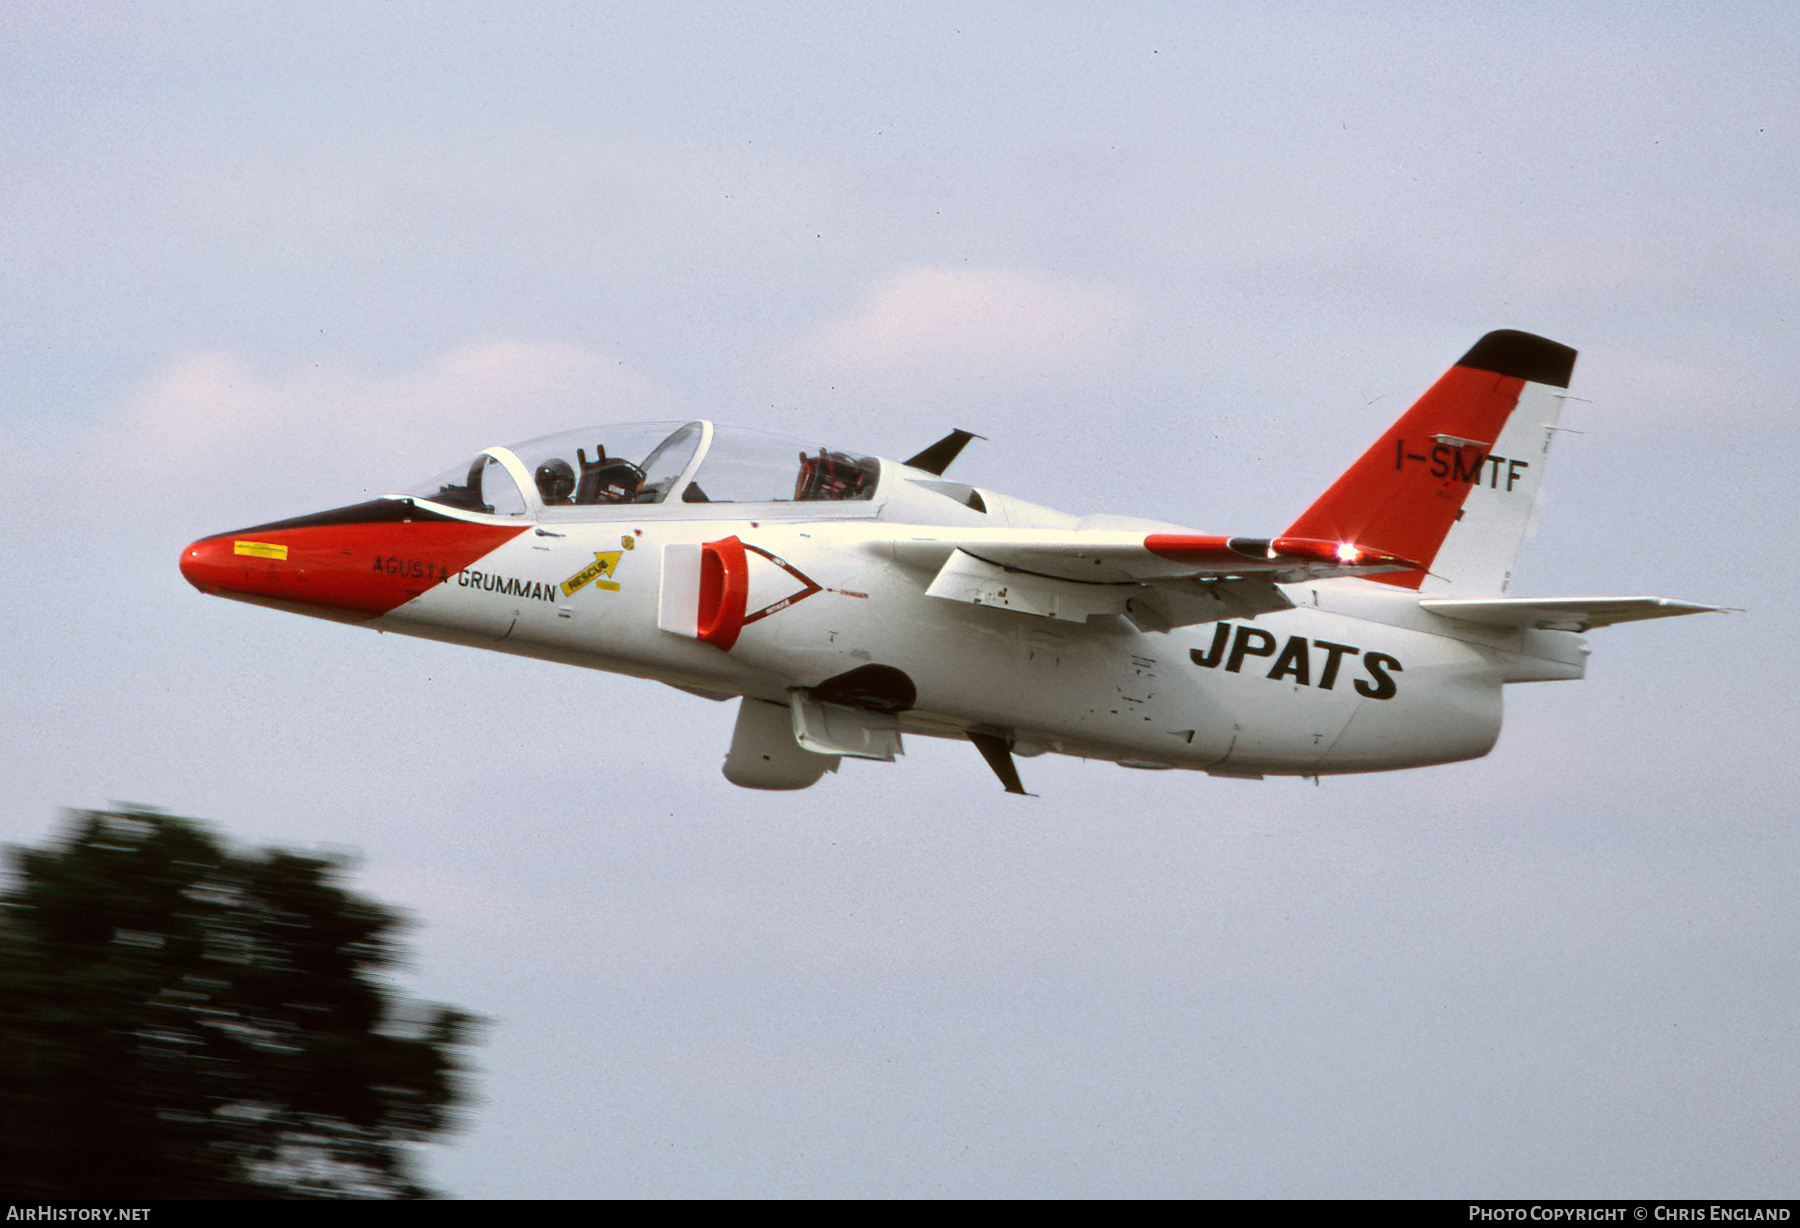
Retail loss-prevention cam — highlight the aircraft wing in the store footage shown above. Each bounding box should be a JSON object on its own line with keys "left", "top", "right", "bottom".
{"left": 886, "top": 531, "right": 1419, "bottom": 584}
{"left": 1419, "top": 595, "right": 1731, "bottom": 631}
{"left": 882, "top": 531, "right": 1420, "bottom": 628}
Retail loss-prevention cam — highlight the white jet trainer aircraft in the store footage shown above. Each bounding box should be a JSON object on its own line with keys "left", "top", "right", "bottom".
{"left": 181, "top": 331, "right": 1720, "bottom": 794}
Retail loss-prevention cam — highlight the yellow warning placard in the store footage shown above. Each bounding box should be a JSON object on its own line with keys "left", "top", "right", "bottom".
{"left": 233, "top": 541, "right": 288, "bottom": 561}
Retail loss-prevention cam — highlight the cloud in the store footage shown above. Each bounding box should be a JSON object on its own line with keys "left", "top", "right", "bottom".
{"left": 86, "top": 339, "right": 682, "bottom": 520}
{"left": 793, "top": 267, "right": 1140, "bottom": 383}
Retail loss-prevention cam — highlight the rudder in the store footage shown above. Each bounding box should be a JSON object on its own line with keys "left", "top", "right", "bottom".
{"left": 1283, "top": 330, "right": 1576, "bottom": 594}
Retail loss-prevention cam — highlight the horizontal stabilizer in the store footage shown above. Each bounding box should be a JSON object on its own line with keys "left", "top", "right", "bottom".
{"left": 1420, "top": 596, "right": 1730, "bottom": 632}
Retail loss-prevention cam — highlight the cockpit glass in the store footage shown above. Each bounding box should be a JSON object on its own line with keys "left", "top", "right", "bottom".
{"left": 479, "top": 456, "right": 526, "bottom": 515}
{"left": 404, "top": 454, "right": 528, "bottom": 515}
{"left": 684, "top": 426, "right": 879, "bottom": 504}
{"left": 404, "top": 423, "right": 699, "bottom": 511}
{"left": 634, "top": 423, "right": 703, "bottom": 504}
{"left": 402, "top": 421, "right": 879, "bottom": 514}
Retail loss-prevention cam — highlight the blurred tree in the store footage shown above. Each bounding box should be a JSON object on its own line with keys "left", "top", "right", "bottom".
{"left": 0, "top": 808, "right": 479, "bottom": 1199}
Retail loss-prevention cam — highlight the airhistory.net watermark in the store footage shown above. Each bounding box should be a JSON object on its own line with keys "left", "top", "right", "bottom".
{"left": 6, "top": 1210, "right": 150, "bottom": 1222}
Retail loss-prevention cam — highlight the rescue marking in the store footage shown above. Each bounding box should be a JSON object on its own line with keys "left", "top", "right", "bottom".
{"left": 233, "top": 540, "right": 287, "bottom": 561}
{"left": 561, "top": 536, "right": 636, "bottom": 597}
{"left": 1189, "top": 622, "right": 1402, "bottom": 699}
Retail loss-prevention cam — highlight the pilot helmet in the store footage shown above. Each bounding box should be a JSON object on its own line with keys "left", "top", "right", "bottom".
{"left": 535, "top": 457, "right": 576, "bottom": 504}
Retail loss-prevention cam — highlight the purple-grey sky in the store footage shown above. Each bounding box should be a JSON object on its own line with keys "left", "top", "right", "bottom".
{"left": 2, "top": 2, "right": 1793, "bottom": 1197}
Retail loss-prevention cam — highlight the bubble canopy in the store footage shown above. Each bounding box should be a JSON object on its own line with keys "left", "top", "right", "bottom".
{"left": 402, "top": 422, "right": 882, "bottom": 517}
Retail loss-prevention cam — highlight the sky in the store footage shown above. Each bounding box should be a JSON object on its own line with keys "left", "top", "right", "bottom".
{"left": 3, "top": 0, "right": 1796, "bottom": 1198}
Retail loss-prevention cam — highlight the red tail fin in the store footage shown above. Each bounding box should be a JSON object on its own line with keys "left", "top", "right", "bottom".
{"left": 1284, "top": 330, "right": 1576, "bottom": 592}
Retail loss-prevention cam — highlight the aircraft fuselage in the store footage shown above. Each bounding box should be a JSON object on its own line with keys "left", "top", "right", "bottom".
{"left": 180, "top": 334, "right": 1715, "bottom": 793}
{"left": 184, "top": 493, "right": 1582, "bottom": 783}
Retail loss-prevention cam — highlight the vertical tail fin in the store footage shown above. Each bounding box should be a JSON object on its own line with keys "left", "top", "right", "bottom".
{"left": 1283, "top": 330, "right": 1576, "bottom": 594}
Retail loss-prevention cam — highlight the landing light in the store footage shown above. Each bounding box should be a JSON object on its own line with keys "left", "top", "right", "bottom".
{"left": 1335, "top": 542, "right": 1360, "bottom": 563}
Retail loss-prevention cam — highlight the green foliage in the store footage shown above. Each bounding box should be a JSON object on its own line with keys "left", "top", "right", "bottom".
{"left": 0, "top": 809, "right": 479, "bottom": 1199}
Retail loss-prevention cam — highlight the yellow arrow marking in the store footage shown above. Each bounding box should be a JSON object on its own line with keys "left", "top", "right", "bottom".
{"left": 560, "top": 537, "right": 636, "bottom": 597}
{"left": 562, "top": 551, "right": 625, "bottom": 597}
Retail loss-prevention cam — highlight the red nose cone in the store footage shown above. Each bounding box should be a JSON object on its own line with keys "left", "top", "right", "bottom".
{"left": 178, "top": 508, "right": 529, "bottom": 620}
{"left": 179, "top": 535, "right": 239, "bottom": 594}
{"left": 179, "top": 531, "right": 319, "bottom": 608}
